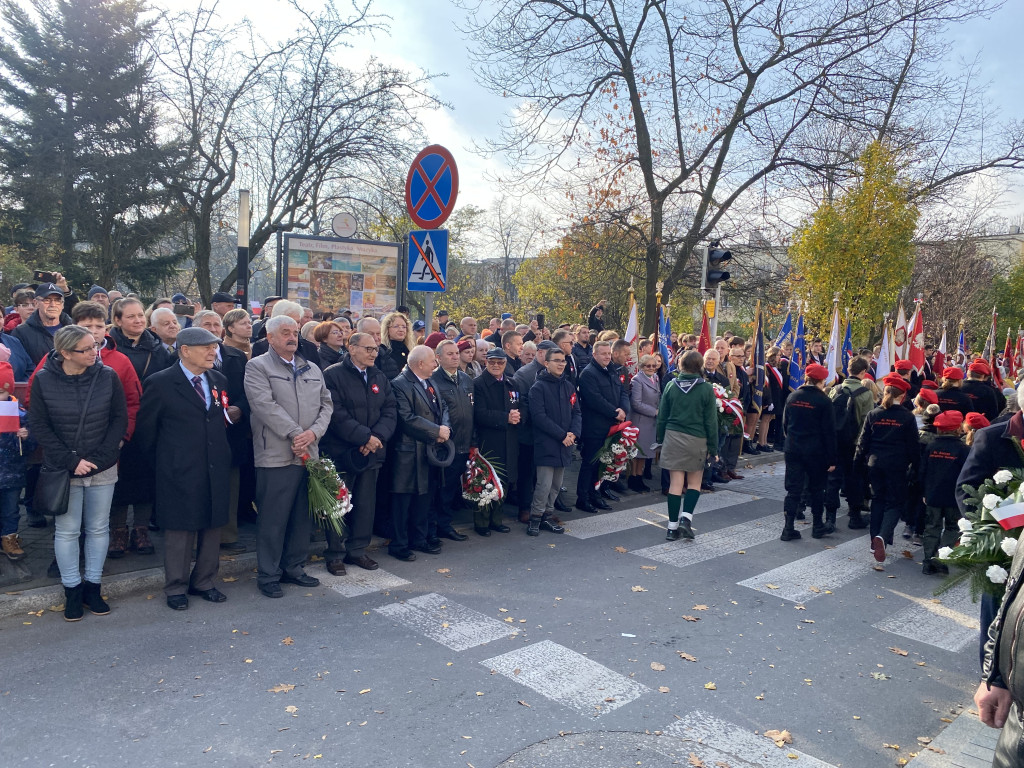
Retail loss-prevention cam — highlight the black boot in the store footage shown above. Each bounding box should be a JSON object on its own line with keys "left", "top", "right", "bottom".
{"left": 780, "top": 513, "right": 802, "bottom": 541}
{"left": 665, "top": 526, "right": 680, "bottom": 541}
{"left": 526, "top": 518, "right": 541, "bottom": 537}
{"left": 679, "top": 517, "right": 695, "bottom": 540}
{"left": 824, "top": 509, "right": 837, "bottom": 534}
{"left": 811, "top": 510, "right": 830, "bottom": 538}
{"left": 64, "top": 584, "right": 84, "bottom": 622}
{"left": 847, "top": 509, "right": 867, "bottom": 529}
{"left": 82, "top": 581, "right": 110, "bottom": 615}
{"left": 795, "top": 510, "right": 806, "bottom": 521}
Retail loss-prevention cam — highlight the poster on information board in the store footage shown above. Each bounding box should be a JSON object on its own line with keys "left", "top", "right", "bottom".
{"left": 283, "top": 234, "right": 402, "bottom": 318}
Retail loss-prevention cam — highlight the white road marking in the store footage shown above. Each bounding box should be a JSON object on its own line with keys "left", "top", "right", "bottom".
{"left": 481, "top": 639, "right": 648, "bottom": 716}
{"left": 632, "top": 512, "right": 785, "bottom": 567}
{"left": 374, "top": 593, "right": 515, "bottom": 651}
{"left": 664, "top": 710, "right": 837, "bottom": 767}
{"left": 322, "top": 568, "right": 410, "bottom": 598}
{"left": 737, "top": 536, "right": 889, "bottom": 602}
{"left": 904, "top": 708, "right": 998, "bottom": 767}
{"left": 564, "top": 491, "right": 760, "bottom": 539}
{"left": 874, "top": 582, "right": 980, "bottom": 652}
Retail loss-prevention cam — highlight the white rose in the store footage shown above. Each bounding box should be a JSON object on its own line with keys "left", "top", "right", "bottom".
{"left": 961, "top": 532, "right": 974, "bottom": 546}
{"left": 994, "top": 470, "right": 1014, "bottom": 485}
{"left": 1001, "top": 537, "right": 1019, "bottom": 558}
{"left": 937, "top": 546, "right": 954, "bottom": 560}
{"left": 958, "top": 518, "right": 974, "bottom": 532}
{"left": 987, "top": 564, "right": 1009, "bottom": 584}
{"left": 983, "top": 494, "right": 1002, "bottom": 511}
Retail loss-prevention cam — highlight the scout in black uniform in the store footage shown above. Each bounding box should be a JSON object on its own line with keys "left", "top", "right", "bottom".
{"left": 962, "top": 359, "right": 1004, "bottom": 422}
{"left": 937, "top": 366, "right": 972, "bottom": 414}
{"left": 855, "top": 374, "right": 920, "bottom": 563}
{"left": 780, "top": 363, "right": 837, "bottom": 541}
{"left": 918, "top": 409, "right": 968, "bottom": 575}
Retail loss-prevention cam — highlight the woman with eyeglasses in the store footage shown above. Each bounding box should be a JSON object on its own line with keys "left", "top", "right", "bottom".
{"left": 28, "top": 326, "right": 127, "bottom": 621}
{"left": 627, "top": 354, "right": 661, "bottom": 492}
{"left": 382, "top": 312, "right": 412, "bottom": 371}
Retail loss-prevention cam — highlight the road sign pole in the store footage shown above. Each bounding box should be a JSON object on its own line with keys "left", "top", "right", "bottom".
{"left": 424, "top": 293, "right": 433, "bottom": 334}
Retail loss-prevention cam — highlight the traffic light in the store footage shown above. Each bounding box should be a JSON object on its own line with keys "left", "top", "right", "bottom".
{"left": 702, "top": 241, "right": 732, "bottom": 291}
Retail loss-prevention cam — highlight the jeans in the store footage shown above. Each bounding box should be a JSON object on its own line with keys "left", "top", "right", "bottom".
{"left": 532, "top": 466, "right": 565, "bottom": 519}
{"left": 55, "top": 482, "right": 116, "bottom": 587}
{"left": 0, "top": 486, "right": 21, "bottom": 536}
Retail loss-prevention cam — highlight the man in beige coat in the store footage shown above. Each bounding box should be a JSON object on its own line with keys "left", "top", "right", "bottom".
{"left": 244, "top": 315, "right": 333, "bottom": 598}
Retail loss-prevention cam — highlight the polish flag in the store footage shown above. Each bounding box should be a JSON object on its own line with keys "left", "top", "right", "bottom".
{"left": 934, "top": 326, "right": 946, "bottom": 374}
{"left": 991, "top": 502, "right": 1024, "bottom": 531}
{"left": 0, "top": 399, "right": 19, "bottom": 433}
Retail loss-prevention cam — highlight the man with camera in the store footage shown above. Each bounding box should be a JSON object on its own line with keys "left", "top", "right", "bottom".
{"left": 13, "top": 279, "right": 74, "bottom": 364}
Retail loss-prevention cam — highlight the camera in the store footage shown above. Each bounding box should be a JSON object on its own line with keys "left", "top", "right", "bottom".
{"left": 32, "top": 270, "right": 57, "bottom": 284}
{"left": 172, "top": 304, "right": 195, "bottom": 317}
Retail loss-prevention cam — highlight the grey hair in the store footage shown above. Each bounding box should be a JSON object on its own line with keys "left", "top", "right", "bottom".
{"left": 408, "top": 345, "right": 434, "bottom": 366}
{"left": 357, "top": 316, "right": 381, "bottom": 333}
{"left": 266, "top": 315, "right": 298, "bottom": 334}
{"left": 271, "top": 300, "right": 303, "bottom": 320}
{"left": 193, "top": 310, "right": 221, "bottom": 326}
{"left": 54, "top": 325, "right": 93, "bottom": 355}
{"left": 149, "top": 307, "right": 177, "bottom": 325}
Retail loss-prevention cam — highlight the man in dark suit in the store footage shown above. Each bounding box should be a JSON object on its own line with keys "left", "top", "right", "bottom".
{"left": 575, "top": 341, "right": 629, "bottom": 513}
{"left": 513, "top": 340, "right": 554, "bottom": 523}
{"left": 430, "top": 340, "right": 474, "bottom": 541}
{"left": 473, "top": 348, "right": 520, "bottom": 535}
{"left": 389, "top": 345, "right": 451, "bottom": 560}
{"left": 135, "top": 327, "right": 233, "bottom": 611}
{"left": 321, "top": 332, "right": 397, "bottom": 574}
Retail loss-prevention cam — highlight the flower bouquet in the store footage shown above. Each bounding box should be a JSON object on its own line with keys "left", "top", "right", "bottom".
{"left": 462, "top": 447, "right": 505, "bottom": 507}
{"left": 711, "top": 383, "right": 744, "bottom": 435}
{"left": 303, "top": 455, "right": 352, "bottom": 537}
{"left": 939, "top": 468, "right": 1024, "bottom": 603}
{"left": 593, "top": 421, "right": 640, "bottom": 489}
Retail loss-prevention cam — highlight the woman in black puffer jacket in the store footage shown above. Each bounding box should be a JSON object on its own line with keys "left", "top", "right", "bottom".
{"left": 29, "top": 326, "right": 127, "bottom": 622}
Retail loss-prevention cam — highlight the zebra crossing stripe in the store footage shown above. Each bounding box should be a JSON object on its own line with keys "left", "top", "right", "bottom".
{"left": 564, "top": 491, "right": 759, "bottom": 540}
{"left": 323, "top": 568, "right": 410, "bottom": 598}
{"left": 481, "top": 640, "right": 648, "bottom": 716}
{"left": 873, "top": 582, "right": 980, "bottom": 652}
{"left": 374, "top": 593, "right": 516, "bottom": 651}
{"left": 664, "top": 710, "right": 837, "bottom": 767}
{"left": 737, "top": 536, "right": 886, "bottom": 602}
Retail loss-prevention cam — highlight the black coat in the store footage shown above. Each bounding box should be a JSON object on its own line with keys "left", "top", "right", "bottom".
{"left": 134, "top": 365, "right": 231, "bottom": 531}
{"left": 253, "top": 335, "right": 320, "bottom": 369}
{"left": 218, "top": 344, "right": 251, "bottom": 467}
{"left": 855, "top": 404, "right": 920, "bottom": 470}
{"left": 321, "top": 357, "right": 397, "bottom": 472}
{"left": 109, "top": 326, "right": 175, "bottom": 382}
{"left": 430, "top": 367, "right": 474, "bottom": 454}
{"left": 578, "top": 361, "right": 629, "bottom": 442}
{"left": 961, "top": 379, "right": 1003, "bottom": 422}
{"left": 937, "top": 385, "right": 972, "bottom": 415}
{"left": 473, "top": 369, "right": 521, "bottom": 478}
{"left": 318, "top": 344, "right": 344, "bottom": 369}
{"left": 375, "top": 343, "right": 400, "bottom": 380}
{"left": 919, "top": 434, "right": 971, "bottom": 508}
{"left": 956, "top": 412, "right": 1024, "bottom": 513}
{"left": 390, "top": 368, "right": 450, "bottom": 495}
{"left": 529, "top": 369, "right": 581, "bottom": 467}
{"left": 512, "top": 359, "right": 545, "bottom": 445}
{"left": 782, "top": 385, "right": 837, "bottom": 467}
{"left": 571, "top": 342, "right": 592, "bottom": 373}
{"left": 28, "top": 354, "right": 127, "bottom": 475}
{"left": 563, "top": 351, "right": 581, "bottom": 390}
{"left": 12, "top": 309, "right": 72, "bottom": 364}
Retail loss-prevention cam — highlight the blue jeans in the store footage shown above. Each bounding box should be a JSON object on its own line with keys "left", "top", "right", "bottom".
{"left": 0, "top": 486, "right": 21, "bottom": 536}
{"left": 55, "top": 482, "right": 116, "bottom": 587}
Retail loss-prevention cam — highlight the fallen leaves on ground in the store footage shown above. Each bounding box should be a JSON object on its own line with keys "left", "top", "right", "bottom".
{"left": 704, "top": 682, "right": 717, "bottom": 690}
{"left": 871, "top": 673, "right": 890, "bottom": 680}
{"left": 764, "top": 729, "right": 793, "bottom": 747}
{"left": 765, "top": 584, "right": 780, "bottom": 590}
{"left": 688, "top": 754, "right": 706, "bottom": 767}
{"left": 677, "top": 651, "right": 698, "bottom": 662}
{"left": 613, "top": 546, "right": 628, "bottom": 553}
{"left": 650, "top": 662, "right": 666, "bottom": 671}
{"left": 901, "top": 550, "right": 915, "bottom": 559}
{"left": 517, "top": 700, "right": 530, "bottom": 707}
{"left": 692, "top": 604, "right": 709, "bottom": 611}
{"left": 267, "top": 683, "right": 295, "bottom": 693}
{"left": 437, "top": 568, "right": 450, "bottom": 574}
{"left": 641, "top": 565, "right": 657, "bottom": 570}
{"left": 359, "top": 688, "right": 371, "bottom": 694}
{"left": 222, "top": 576, "right": 238, "bottom": 582}
{"left": 682, "top": 615, "right": 700, "bottom": 622}
{"left": 285, "top": 705, "right": 298, "bottom": 714}
{"left": 281, "top": 637, "right": 294, "bottom": 645}
{"left": 807, "top": 586, "right": 821, "bottom": 593}
{"left": 631, "top": 585, "right": 648, "bottom": 592}
{"left": 658, "top": 686, "right": 670, "bottom": 693}
{"left": 889, "top": 647, "right": 908, "bottom": 656}
{"left": 883, "top": 743, "right": 900, "bottom": 750}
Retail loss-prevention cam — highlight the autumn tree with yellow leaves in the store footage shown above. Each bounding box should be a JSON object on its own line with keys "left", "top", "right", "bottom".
{"left": 788, "top": 143, "right": 919, "bottom": 342}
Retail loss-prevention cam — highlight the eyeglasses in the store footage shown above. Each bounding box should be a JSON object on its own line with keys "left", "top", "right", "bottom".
{"left": 353, "top": 345, "right": 378, "bottom": 354}
{"left": 641, "top": 364, "right": 659, "bottom": 369}
{"left": 71, "top": 344, "right": 101, "bottom": 354}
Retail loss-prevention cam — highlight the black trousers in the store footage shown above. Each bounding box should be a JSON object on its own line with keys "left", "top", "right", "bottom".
{"left": 164, "top": 527, "right": 220, "bottom": 597}
{"left": 390, "top": 491, "right": 432, "bottom": 555}
{"left": 517, "top": 443, "right": 535, "bottom": 512}
{"left": 255, "top": 465, "right": 312, "bottom": 587}
{"left": 325, "top": 467, "right": 380, "bottom": 561}
{"left": 575, "top": 437, "right": 601, "bottom": 503}
{"left": 784, "top": 452, "right": 827, "bottom": 518}
{"left": 438, "top": 453, "right": 468, "bottom": 532}
{"left": 825, "top": 441, "right": 863, "bottom": 513}
{"left": 868, "top": 463, "right": 908, "bottom": 545}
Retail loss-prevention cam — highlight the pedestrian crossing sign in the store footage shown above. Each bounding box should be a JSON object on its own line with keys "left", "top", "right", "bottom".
{"left": 407, "top": 230, "right": 448, "bottom": 293}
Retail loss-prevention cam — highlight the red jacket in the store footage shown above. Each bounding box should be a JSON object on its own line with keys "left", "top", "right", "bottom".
{"left": 28, "top": 335, "right": 142, "bottom": 440}
{"left": 3, "top": 312, "right": 21, "bottom": 333}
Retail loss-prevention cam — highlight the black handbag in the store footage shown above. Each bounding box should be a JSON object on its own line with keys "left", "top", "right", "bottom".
{"left": 35, "top": 370, "right": 100, "bottom": 517}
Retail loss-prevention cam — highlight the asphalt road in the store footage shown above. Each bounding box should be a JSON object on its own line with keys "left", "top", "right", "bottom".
{"left": 0, "top": 465, "right": 991, "bottom": 767}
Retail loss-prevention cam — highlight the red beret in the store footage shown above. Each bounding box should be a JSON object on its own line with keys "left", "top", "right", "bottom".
{"left": 916, "top": 388, "right": 938, "bottom": 405}
{"left": 882, "top": 374, "right": 910, "bottom": 392}
{"left": 968, "top": 359, "right": 991, "bottom": 375}
{"left": 920, "top": 380, "right": 938, "bottom": 390}
{"left": 894, "top": 359, "right": 913, "bottom": 373}
{"left": 457, "top": 338, "right": 474, "bottom": 352}
{"left": 965, "top": 411, "right": 990, "bottom": 430}
{"left": 942, "top": 367, "right": 964, "bottom": 381}
{"left": 933, "top": 410, "right": 962, "bottom": 431}
{"left": 804, "top": 363, "right": 828, "bottom": 381}
{"left": 862, "top": 373, "right": 875, "bottom": 382}
{"left": 0, "top": 361, "right": 13, "bottom": 394}
{"left": 424, "top": 332, "right": 447, "bottom": 350}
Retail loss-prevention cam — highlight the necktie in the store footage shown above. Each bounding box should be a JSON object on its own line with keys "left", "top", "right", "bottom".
{"left": 191, "top": 375, "right": 206, "bottom": 406}
{"left": 362, "top": 370, "right": 367, "bottom": 384}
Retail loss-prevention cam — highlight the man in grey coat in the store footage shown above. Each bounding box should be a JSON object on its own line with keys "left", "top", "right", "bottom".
{"left": 244, "top": 316, "right": 333, "bottom": 598}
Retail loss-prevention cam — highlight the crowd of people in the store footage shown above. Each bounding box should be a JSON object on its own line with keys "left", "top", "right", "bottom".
{"left": 0, "top": 280, "right": 1017, "bottom": 623}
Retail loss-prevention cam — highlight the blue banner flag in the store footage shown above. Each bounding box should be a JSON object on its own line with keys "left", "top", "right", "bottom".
{"left": 788, "top": 313, "right": 806, "bottom": 391}
{"left": 841, "top": 319, "right": 853, "bottom": 376}
{"left": 773, "top": 310, "right": 793, "bottom": 348}
{"left": 751, "top": 301, "right": 766, "bottom": 411}
{"left": 658, "top": 305, "right": 672, "bottom": 369}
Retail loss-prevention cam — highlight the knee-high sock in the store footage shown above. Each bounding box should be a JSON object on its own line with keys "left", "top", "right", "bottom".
{"left": 682, "top": 489, "right": 701, "bottom": 520}
{"left": 667, "top": 494, "right": 681, "bottom": 528}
